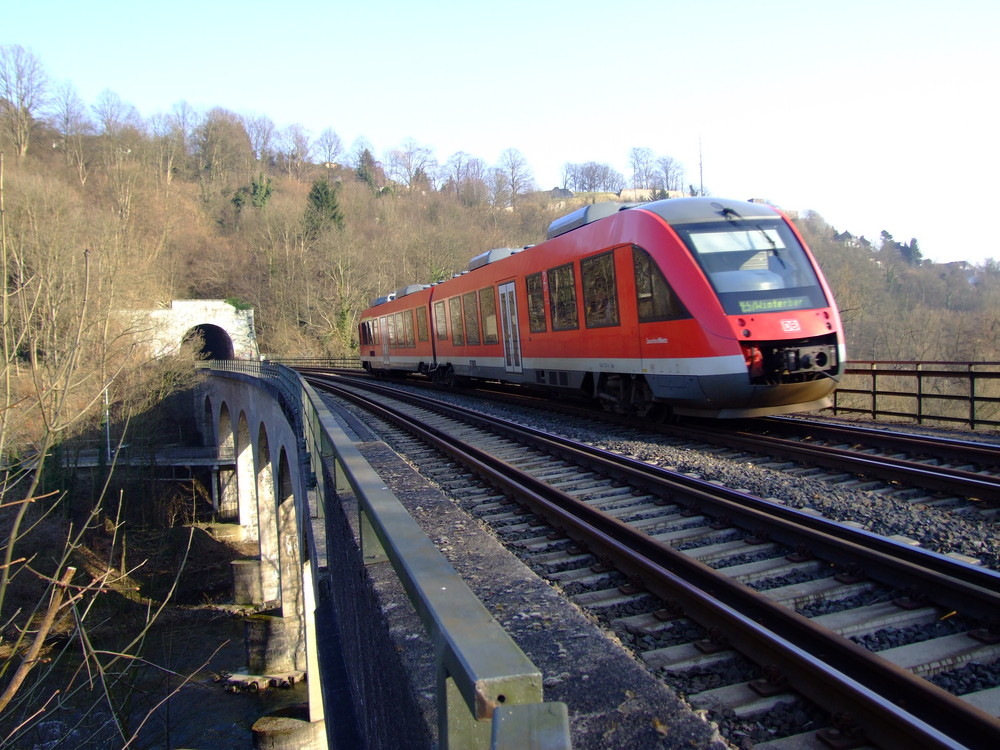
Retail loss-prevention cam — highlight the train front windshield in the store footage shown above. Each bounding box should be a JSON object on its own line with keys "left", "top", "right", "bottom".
{"left": 675, "top": 219, "right": 829, "bottom": 316}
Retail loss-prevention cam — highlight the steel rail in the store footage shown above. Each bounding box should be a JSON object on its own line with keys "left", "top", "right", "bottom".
{"left": 761, "top": 415, "right": 1000, "bottom": 472}
{"left": 680, "top": 422, "right": 1000, "bottom": 503}
{"left": 312, "top": 376, "right": 1000, "bottom": 750}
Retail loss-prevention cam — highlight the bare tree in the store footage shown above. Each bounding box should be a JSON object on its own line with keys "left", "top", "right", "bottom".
{"left": 0, "top": 44, "right": 48, "bottom": 159}
{"left": 629, "top": 147, "right": 655, "bottom": 190}
{"left": 169, "top": 100, "right": 198, "bottom": 163}
{"left": 386, "top": 138, "right": 437, "bottom": 189}
{"left": 562, "top": 161, "right": 624, "bottom": 193}
{"left": 278, "top": 123, "right": 312, "bottom": 180}
{"left": 244, "top": 113, "right": 277, "bottom": 163}
{"left": 496, "top": 148, "right": 534, "bottom": 208}
{"left": 487, "top": 166, "right": 510, "bottom": 209}
{"left": 195, "top": 107, "right": 253, "bottom": 186}
{"left": 655, "top": 155, "right": 685, "bottom": 192}
{"left": 92, "top": 89, "right": 141, "bottom": 137}
{"left": 316, "top": 126, "right": 343, "bottom": 166}
{"left": 50, "top": 79, "right": 93, "bottom": 185}
{"left": 443, "top": 151, "right": 488, "bottom": 205}
{"left": 560, "top": 162, "right": 577, "bottom": 190}
{"left": 91, "top": 92, "right": 145, "bottom": 224}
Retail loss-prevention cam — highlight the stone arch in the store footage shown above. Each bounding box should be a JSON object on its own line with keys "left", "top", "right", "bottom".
{"left": 236, "top": 412, "right": 258, "bottom": 540}
{"left": 256, "top": 424, "right": 280, "bottom": 603}
{"left": 218, "top": 402, "right": 238, "bottom": 519}
{"left": 183, "top": 323, "right": 235, "bottom": 360}
{"left": 276, "top": 447, "right": 306, "bottom": 669}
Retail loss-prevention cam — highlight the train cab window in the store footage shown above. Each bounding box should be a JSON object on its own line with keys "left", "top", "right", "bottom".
{"left": 673, "top": 219, "right": 828, "bottom": 315}
{"left": 434, "top": 301, "right": 448, "bottom": 341}
{"left": 633, "top": 246, "right": 691, "bottom": 322}
{"left": 548, "top": 263, "right": 579, "bottom": 331}
{"left": 479, "top": 287, "right": 498, "bottom": 344}
{"left": 581, "top": 251, "right": 620, "bottom": 328}
{"left": 403, "top": 310, "right": 415, "bottom": 347}
{"left": 448, "top": 297, "right": 465, "bottom": 345}
{"left": 463, "top": 291, "right": 481, "bottom": 345}
{"left": 416, "top": 307, "right": 429, "bottom": 342}
{"left": 526, "top": 273, "right": 547, "bottom": 333}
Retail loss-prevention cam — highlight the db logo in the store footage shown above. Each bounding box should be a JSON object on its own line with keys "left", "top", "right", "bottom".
{"left": 781, "top": 319, "right": 801, "bottom": 332}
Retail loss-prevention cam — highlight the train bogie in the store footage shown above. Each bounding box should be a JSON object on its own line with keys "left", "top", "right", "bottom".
{"left": 359, "top": 198, "right": 845, "bottom": 418}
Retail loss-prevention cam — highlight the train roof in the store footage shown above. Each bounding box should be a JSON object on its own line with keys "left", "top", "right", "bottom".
{"left": 368, "top": 283, "right": 430, "bottom": 308}
{"left": 546, "top": 202, "right": 639, "bottom": 240}
{"left": 546, "top": 197, "right": 781, "bottom": 240}
{"left": 367, "top": 197, "right": 784, "bottom": 310}
{"left": 467, "top": 247, "right": 523, "bottom": 272}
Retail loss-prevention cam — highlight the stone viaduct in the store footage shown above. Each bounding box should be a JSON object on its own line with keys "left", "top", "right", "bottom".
{"left": 196, "top": 365, "right": 328, "bottom": 747}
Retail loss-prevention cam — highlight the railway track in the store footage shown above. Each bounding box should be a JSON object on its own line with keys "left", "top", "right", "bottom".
{"left": 305, "top": 372, "right": 1000, "bottom": 749}
{"left": 307, "top": 367, "right": 1000, "bottom": 514}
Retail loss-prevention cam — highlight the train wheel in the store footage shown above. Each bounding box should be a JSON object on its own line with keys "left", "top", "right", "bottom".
{"left": 629, "top": 377, "right": 656, "bottom": 417}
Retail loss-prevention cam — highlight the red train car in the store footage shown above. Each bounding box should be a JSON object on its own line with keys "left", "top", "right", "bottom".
{"left": 359, "top": 197, "right": 844, "bottom": 418}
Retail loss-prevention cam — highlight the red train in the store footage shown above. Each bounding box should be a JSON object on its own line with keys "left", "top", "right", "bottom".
{"left": 358, "top": 198, "right": 844, "bottom": 418}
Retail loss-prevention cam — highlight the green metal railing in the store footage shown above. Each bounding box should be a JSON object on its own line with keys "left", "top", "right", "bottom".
{"left": 830, "top": 361, "right": 1000, "bottom": 430}
{"left": 207, "top": 360, "right": 570, "bottom": 749}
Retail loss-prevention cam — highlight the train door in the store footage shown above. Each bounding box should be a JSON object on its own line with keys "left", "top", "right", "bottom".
{"left": 379, "top": 316, "right": 390, "bottom": 367}
{"left": 497, "top": 281, "right": 523, "bottom": 374}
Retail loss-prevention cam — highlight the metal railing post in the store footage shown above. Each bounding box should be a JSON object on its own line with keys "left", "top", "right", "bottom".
{"left": 870, "top": 362, "right": 878, "bottom": 420}
{"left": 916, "top": 362, "right": 924, "bottom": 425}
{"left": 969, "top": 364, "right": 977, "bottom": 430}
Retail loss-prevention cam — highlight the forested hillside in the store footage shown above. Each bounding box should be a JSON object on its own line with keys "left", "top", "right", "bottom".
{"left": 4, "top": 44, "right": 1000, "bottom": 370}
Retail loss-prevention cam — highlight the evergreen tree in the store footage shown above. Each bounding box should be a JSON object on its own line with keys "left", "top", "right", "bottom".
{"left": 901, "top": 237, "right": 922, "bottom": 266}
{"left": 304, "top": 178, "right": 345, "bottom": 237}
{"left": 355, "top": 148, "right": 377, "bottom": 189}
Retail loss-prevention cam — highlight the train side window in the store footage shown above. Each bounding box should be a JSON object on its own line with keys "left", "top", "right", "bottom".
{"left": 526, "top": 273, "right": 547, "bottom": 333}
{"left": 416, "top": 307, "right": 429, "bottom": 342}
{"left": 581, "top": 251, "right": 620, "bottom": 328}
{"left": 463, "top": 291, "right": 481, "bottom": 345}
{"left": 403, "top": 309, "right": 415, "bottom": 347}
{"left": 479, "top": 287, "right": 498, "bottom": 344}
{"left": 387, "top": 314, "right": 397, "bottom": 348}
{"left": 434, "top": 301, "right": 448, "bottom": 341}
{"left": 417, "top": 307, "right": 429, "bottom": 341}
{"left": 548, "top": 263, "right": 579, "bottom": 331}
{"left": 395, "top": 313, "right": 407, "bottom": 348}
{"left": 449, "top": 296, "right": 465, "bottom": 345}
{"left": 633, "top": 245, "right": 691, "bottom": 322}
{"left": 376, "top": 317, "right": 385, "bottom": 346}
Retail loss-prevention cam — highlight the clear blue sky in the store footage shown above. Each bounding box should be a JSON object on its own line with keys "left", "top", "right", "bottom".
{"left": 6, "top": 0, "right": 999, "bottom": 264}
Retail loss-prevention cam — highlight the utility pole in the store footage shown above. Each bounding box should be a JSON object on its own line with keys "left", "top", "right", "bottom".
{"left": 699, "top": 137, "right": 704, "bottom": 197}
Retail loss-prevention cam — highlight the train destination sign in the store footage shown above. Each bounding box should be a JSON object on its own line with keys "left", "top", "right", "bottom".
{"left": 737, "top": 296, "right": 810, "bottom": 314}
